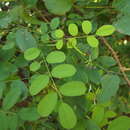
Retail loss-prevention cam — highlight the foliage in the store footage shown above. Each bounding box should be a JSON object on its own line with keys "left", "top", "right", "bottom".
{"left": 0, "top": 0, "right": 130, "bottom": 129}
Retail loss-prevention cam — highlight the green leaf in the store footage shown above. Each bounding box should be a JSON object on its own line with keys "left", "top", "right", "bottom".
{"left": 0, "top": 113, "right": 8, "bottom": 130}
{"left": 92, "top": 105, "right": 105, "bottom": 125}
{"left": 29, "top": 74, "right": 49, "bottom": 96}
{"left": 72, "top": 120, "right": 86, "bottom": 130}
{"left": 41, "top": 34, "right": 50, "bottom": 43}
{"left": 98, "top": 74, "right": 120, "bottom": 103}
{"left": 0, "top": 82, "right": 6, "bottom": 99}
{"left": 11, "top": 80, "right": 28, "bottom": 101}
{"left": 44, "top": 0, "right": 72, "bottom": 15}
{"left": 3, "top": 85, "right": 21, "bottom": 110}
{"left": 113, "top": 14, "right": 130, "bottom": 35}
{"left": 87, "top": 35, "right": 99, "bottom": 48}
{"left": 68, "top": 24, "right": 78, "bottom": 36}
{"left": 56, "top": 40, "right": 64, "bottom": 49}
{"left": 104, "top": 110, "right": 117, "bottom": 118}
{"left": 51, "top": 64, "right": 76, "bottom": 78}
{"left": 86, "top": 68, "right": 101, "bottom": 84}
{"left": 23, "top": 0, "right": 38, "bottom": 7}
{"left": 0, "top": 6, "right": 20, "bottom": 29}
{"left": 96, "top": 25, "right": 115, "bottom": 36}
{"left": 59, "top": 81, "right": 87, "bottom": 96}
{"left": 7, "top": 115, "right": 18, "bottom": 130}
{"left": 37, "top": 91, "right": 58, "bottom": 117}
{"left": 82, "top": 20, "right": 92, "bottom": 34}
{"left": 2, "top": 42, "right": 15, "bottom": 50}
{"left": 46, "top": 51, "right": 66, "bottom": 64}
{"left": 86, "top": 119, "right": 101, "bottom": 130}
{"left": 50, "top": 17, "right": 60, "bottom": 30}
{"left": 58, "top": 102, "right": 77, "bottom": 129}
{"left": 55, "top": 29, "right": 64, "bottom": 39}
{"left": 29, "top": 61, "right": 41, "bottom": 72}
{"left": 16, "top": 28, "right": 37, "bottom": 51}
{"left": 18, "top": 107, "right": 40, "bottom": 121}
{"left": 40, "top": 22, "right": 48, "bottom": 33}
{"left": 24, "top": 48, "right": 41, "bottom": 61}
{"left": 108, "top": 116, "right": 130, "bottom": 130}
{"left": 97, "top": 56, "right": 116, "bottom": 68}
{"left": 112, "top": 0, "right": 130, "bottom": 14}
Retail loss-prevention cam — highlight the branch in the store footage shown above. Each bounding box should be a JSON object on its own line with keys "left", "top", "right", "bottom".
{"left": 101, "top": 37, "right": 130, "bottom": 87}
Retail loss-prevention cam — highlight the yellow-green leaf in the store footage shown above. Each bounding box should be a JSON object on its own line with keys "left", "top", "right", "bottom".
{"left": 59, "top": 81, "right": 87, "bottom": 96}
{"left": 96, "top": 25, "right": 115, "bottom": 36}
{"left": 29, "top": 75, "right": 49, "bottom": 96}
{"left": 46, "top": 51, "right": 66, "bottom": 64}
{"left": 51, "top": 64, "right": 76, "bottom": 78}
{"left": 37, "top": 91, "right": 58, "bottom": 117}
{"left": 68, "top": 24, "right": 78, "bottom": 36}
{"left": 24, "top": 48, "right": 41, "bottom": 61}
{"left": 58, "top": 102, "right": 77, "bottom": 129}
{"left": 56, "top": 40, "right": 64, "bottom": 49}
{"left": 55, "top": 29, "right": 64, "bottom": 38}
{"left": 87, "top": 35, "right": 99, "bottom": 48}
{"left": 82, "top": 20, "right": 92, "bottom": 34}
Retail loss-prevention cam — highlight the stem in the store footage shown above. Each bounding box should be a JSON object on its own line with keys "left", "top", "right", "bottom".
{"left": 43, "top": 55, "right": 62, "bottom": 99}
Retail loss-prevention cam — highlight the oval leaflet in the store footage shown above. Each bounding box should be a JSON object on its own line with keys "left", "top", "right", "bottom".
{"left": 60, "top": 81, "right": 87, "bottom": 96}
{"left": 51, "top": 64, "right": 76, "bottom": 78}
{"left": 29, "top": 75, "right": 49, "bottom": 96}
{"left": 46, "top": 51, "right": 66, "bottom": 64}
{"left": 58, "top": 102, "right": 77, "bottom": 129}
{"left": 37, "top": 91, "right": 58, "bottom": 117}
{"left": 24, "top": 48, "right": 41, "bottom": 61}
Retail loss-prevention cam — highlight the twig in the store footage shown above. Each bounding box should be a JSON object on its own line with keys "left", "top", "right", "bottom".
{"left": 101, "top": 37, "right": 130, "bottom": 87}
{"left": 122, "top": 67, "right": 130, "bottom": 72}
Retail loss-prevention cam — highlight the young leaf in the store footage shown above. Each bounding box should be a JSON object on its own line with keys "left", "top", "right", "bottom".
{"left": 37, "top": 91, "right": 58, "bottom": 117}
{"left": 51, "top": 64, "right": 76, "bottom": 78}
{"left": 24, "top": 48, "right": 41, "bottom": 61}
{"left": 46, "top": 51, "right": 66, "bottom": 64}
{"left": 56, "top": 40, "right": 64, "bottom": 49}
{"left": 96, "top": 25, "right": 115, "bottom": 36}
{"left": 67, "top": 38, "right": 77, "bottom": 48}
{"left": 55, "top": 29, "right": 64, "bottom": 39}
{"left": 59, "top": 81, "right": 87, "bottom": 96}
{"left": 82, "top": 20, "right": 92, "bottom": 34}
{"left": 87, "top": 35, "right": 99, "bottom": 48}
{"left": 29, "top": 75, "right": 49, "bottom": 96}
{"left": 58, "top": 102, "right": 77, "bottom": 129}
{"left": 29, "top": 61, "right": 41, "bottom": 72}
{"left": 68, "top": 24, "right": 78, "bottom": 36}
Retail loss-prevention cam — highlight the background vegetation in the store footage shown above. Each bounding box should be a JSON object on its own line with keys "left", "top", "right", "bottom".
{"left": 0, "top": 0, "right": 130, "bottom": 129}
